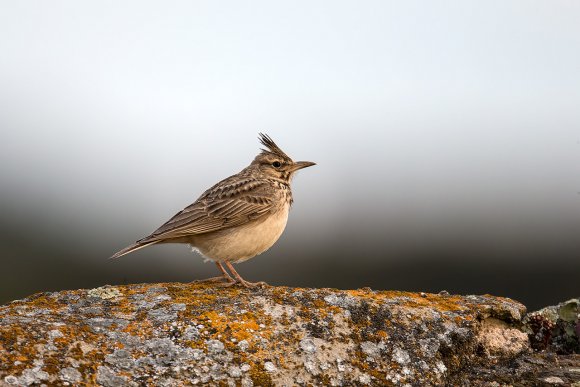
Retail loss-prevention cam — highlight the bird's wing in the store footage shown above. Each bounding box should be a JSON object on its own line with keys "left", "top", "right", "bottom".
{"left": 139, "top": 176, "right": 276, "bottom": 242}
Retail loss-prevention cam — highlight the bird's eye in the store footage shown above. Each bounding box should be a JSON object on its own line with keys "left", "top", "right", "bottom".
{"left": 272, "top": 161, "right": 281, "bottom": 168}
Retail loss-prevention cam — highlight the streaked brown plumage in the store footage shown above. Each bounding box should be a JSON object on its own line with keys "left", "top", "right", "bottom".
{"left": 111, "top": 133, "right": 315, "bottom": 287}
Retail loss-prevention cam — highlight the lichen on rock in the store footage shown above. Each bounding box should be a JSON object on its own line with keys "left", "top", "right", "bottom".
{"left": 0, "top": 283, "right": 577, "bottom": 386}
{"left": 87, "top": 286, "right": 123, "bottom": 301}
{"left": 523, "top": 297, "right": 580, "bottom": 354}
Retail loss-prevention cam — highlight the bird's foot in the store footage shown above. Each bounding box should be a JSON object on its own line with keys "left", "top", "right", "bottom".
{"left": 191, "top": 275, "right": 236, "bottom": 285}
{"left": 222, "top": 262, "right": 268, "bottom": 288}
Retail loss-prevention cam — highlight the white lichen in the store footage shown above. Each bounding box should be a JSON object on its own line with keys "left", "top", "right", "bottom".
{"left": 87, "top": 286, "right": 122, "bottom": 300}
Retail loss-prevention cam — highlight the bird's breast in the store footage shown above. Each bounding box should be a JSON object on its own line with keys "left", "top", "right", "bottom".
{"left": 190, "top": 204, "right": 290, "bottom": 263}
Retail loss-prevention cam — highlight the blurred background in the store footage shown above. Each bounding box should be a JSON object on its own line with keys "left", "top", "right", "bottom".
{"left": 1, "top": 1, "right": 578, "bottom": 310}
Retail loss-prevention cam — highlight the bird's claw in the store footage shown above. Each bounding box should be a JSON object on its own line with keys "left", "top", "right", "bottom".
{"left": 191, "top": 276, "right": 235, "bottom": 285}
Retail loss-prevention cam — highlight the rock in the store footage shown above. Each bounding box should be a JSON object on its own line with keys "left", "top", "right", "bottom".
{"left": 263, "top": 362, "right": 277, "bottom": 373}
{"left": 59, "top": 367, "right": 82, "bottom": 383}
{"left": 87, "top": 286, "right": 122, "bottom": 300}
{"left": 523, "top": 298, "right": 580, "bottom": 354}
{"left": 0, "top": 283, "right": 578, "bottom": 386}
{"left": 544, "top": 375, "right": 566, "bottom": 385}
{"left": 476, "top": 317, "right": 529, "bottom": 357}
{"left": 299, "top": 337, "right": 317, "bottom": 354}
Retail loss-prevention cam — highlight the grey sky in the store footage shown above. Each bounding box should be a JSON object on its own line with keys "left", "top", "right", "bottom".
{"left": 0, "top": 1, "right": 579, "bottom": 263}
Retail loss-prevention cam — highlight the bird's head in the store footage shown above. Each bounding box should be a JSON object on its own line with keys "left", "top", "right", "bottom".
{"left": 251, "top": 133, "right": 316, "bottom": 182}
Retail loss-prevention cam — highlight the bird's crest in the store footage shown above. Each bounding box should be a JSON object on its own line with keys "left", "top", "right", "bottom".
{"left": 258, "top": 133, "right": 290, "bottom": 159}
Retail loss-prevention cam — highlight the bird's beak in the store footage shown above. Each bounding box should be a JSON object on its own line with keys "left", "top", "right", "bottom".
{"left": 291, "top": 161, "right": 316, "bottom": 172}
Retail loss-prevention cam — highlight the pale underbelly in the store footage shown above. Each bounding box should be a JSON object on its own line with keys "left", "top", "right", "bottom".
{"left": 189, "top": 206, "right": 289, "bottom": 263}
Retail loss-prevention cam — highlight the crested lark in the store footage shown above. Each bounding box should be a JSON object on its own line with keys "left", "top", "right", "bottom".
{"left": 111, "top": 133, "right": 315, "bottom": 287}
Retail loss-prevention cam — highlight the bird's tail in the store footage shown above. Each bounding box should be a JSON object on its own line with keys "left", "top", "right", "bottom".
{"left": 110, "top": 240, "right": 159, "bottom": 259}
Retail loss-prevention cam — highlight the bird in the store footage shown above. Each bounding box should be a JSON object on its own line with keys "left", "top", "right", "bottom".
{"left": 111, "top": 133, "right": 315, "bottom": 287}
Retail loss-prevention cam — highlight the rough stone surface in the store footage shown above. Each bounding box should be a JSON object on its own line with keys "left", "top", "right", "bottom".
{"left": 0, "top": 283, "right": 578, "bottom": 386}
{"left": 523, "top": 297, "right": 580, "bottom": 354}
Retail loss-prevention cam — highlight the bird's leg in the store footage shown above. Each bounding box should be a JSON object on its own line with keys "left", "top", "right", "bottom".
{"left": 215, "top": 262, "right": 235, "bottom": 282}
{"left": 192, "top": 262, "right": 235, "bottom": 284}
{"left": 224, "top": 262, "right": 268, "bottom": 288}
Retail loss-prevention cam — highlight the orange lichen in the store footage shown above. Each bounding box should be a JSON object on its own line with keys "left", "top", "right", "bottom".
{"left": 377, "top": 330, "right": 389, "bottom": 339}
{"left": 197, "top": 310, "right": 263, "bottom": 343}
